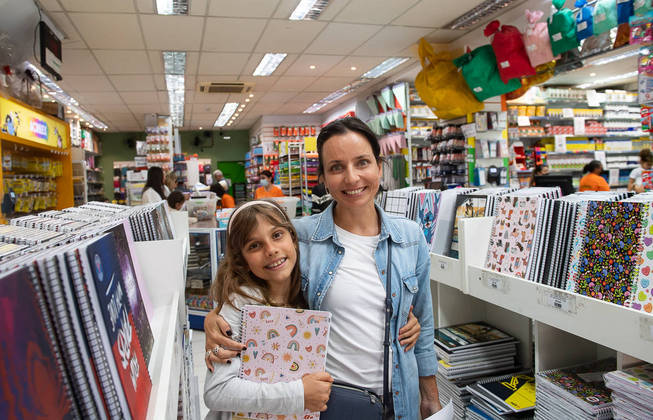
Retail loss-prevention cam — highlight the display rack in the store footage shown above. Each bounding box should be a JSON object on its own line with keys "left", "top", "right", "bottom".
{"left": 145, "top": 115, "right": 173, "bottom": 172}
{"left": 279, "top": 141, "right": 309, "bottom": 214}
{"left": 407, "top": 84, "right": 437, "bottom": 186}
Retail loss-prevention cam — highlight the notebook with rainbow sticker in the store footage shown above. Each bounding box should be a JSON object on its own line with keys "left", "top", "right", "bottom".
{"left": 238, "top": 305, "right": 332, "bottom": 420}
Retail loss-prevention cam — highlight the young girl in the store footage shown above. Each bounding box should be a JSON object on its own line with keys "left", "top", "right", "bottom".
{"left": 204, "top": 200, "right": 333, "bottom": 419}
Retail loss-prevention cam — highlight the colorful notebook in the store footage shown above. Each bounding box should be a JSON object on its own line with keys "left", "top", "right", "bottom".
{"left": 434, "top": 322, "right": 515, "bottom": 352}
{"left": 627, "top": 203, "right": 653, "bottom": 313}
{"left": 448, "top": 194, "right": 488, "bottom": 258}
{"left": 238, "top": 305, "right": 332, "bottom": 420}
{"left": 467, "top": 374, "right": 536, "bottom": 413}
{"left": 415, "top": 190, "right": 441, "bottom": 246}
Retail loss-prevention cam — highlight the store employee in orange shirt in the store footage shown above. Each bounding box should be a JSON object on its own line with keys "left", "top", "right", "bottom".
{"left": 579, "top": 160, "right": 610, "bottom": 192}
{"left": 254, "top": 170, "right": 284, "bottom": 199}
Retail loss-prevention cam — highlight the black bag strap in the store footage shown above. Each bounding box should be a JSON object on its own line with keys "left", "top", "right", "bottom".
{"left": 382, "top": 243, "right": 393, "bottom": 414}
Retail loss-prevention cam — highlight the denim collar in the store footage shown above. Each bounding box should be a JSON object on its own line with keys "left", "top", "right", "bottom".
{"left": 309, "top": 201, "right": 406, "bottom": 245}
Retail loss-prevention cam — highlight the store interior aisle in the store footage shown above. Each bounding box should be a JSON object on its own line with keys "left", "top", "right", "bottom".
{"left": 192, "top": 330, "right": 210, "bottom": 419}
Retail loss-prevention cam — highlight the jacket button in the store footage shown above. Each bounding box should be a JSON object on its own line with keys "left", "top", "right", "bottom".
{"left": 317, "top": 292, "right": 321, "bottom": 296}
{"left": 338, "top": 250, "right": 342, "bottom": 254}
{"left": 395, "top": 391, "right": 399, "bottom": 395}
{"left": 392, "top": 292, "right": 396, "bottom": 297}
{"left": 395, "top": 364, "right": 399, "bottom": 369}
{"left": 381, "top": 269, "right": 385, "bottom": 275}
{"left": 328, "top": 271, "right": 333, "bottom": 275}
{"left": 413, "top": 287, "right": 417, "bottom": 292}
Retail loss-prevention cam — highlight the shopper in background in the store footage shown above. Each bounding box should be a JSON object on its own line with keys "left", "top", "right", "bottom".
{"left": 204, "top": 201, "right": 333, "bottom": 419}
{"left": 628, "top": 148, "right": 653, "bottom": 193}
{"left": 215, "top": 180, "right": 235, "bottom": 209}
{"left": 254, "top": 170, "right": 284, "bottom": 199}
{"left": 310, "top": 175, "right": 332, "bottom": 214}
{"left": 141, "top": 166, "right": 167, "bottom": 204}
{"left": 579, "top": 160, "right": 610, "bottom": 192}
{"left": 166, "top": 190, "right": 185, "bottom": 211}
{"left": 164, "top": 171, "right": 177, "bottom": 194}
{"left": 529, "top": 164, "right": 550, "bottom": 187}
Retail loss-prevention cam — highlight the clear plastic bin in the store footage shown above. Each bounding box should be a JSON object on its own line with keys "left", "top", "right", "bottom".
{"left": 186, "top": 196, "right": 217, "bottom": 220}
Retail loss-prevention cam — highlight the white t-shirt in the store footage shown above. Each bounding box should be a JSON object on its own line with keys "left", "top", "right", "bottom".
{"left": 141, "top": 187, "right": 165, "bottom": 204}
{"left": 630, "top": 166, "right": 644, "bottom": 187}
{"left": 321, "top": 225, "right": 385, "bottom": 395}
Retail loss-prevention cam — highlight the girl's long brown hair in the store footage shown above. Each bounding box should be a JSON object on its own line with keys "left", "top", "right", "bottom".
{"left": 210, "top": 202, "right": 306, "bottom": 312}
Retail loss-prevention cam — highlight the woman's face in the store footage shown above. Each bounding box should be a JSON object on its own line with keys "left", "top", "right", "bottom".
{"left": 321, "top": 130, "right": 382, "bottom": 211}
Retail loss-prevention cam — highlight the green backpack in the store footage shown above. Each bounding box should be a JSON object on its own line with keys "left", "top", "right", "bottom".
{"left": 453, "top": 45, "right": 522, "bottom": 102}
{"left": 593, "top": 0, "right": 618, "bottom": 34}
{"left": 548, "top": 0, "right": 580, "bottom": 56}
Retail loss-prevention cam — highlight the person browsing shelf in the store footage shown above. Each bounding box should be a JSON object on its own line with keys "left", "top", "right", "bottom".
{"left": 628, "top": 148, "right": 653, "bottom": 193}
{"left": 141, "top": 166, "right": 168, "bottom": 204}
{"left": 254, "top": 170, "right": 284, "bottom": 199}
{"left": 529, "top": 164, "right": 549, "bottom": 187}
{"left": 167, "top": 190, "right": 185, "bottom": 211}
{"left": 214, "top": 180, "right": 235, "bottom": 209}
{"left": 579, "top": 160, "right": 610, "bottom": 192}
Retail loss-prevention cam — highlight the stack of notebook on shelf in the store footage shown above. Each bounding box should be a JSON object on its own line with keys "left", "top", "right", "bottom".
{"left": 534, "top": 358, "right": 616, "bottom": 420}
{"left": 435, "top": 322, "right": 519, "bottom": 382}
{"left": 383, "top": 186, "right": 424, "bottom": 217}
{"left": 465, "top": 372, "right": 536, "bottom": 420}
{"left": 604, "top": 364, "right": 653, "bottom": 420}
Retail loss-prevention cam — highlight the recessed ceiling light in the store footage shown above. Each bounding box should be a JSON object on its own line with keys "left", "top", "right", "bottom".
{"left": 199, "top": 126, "right": 203, "bottom": 130}
{"left": 289, "top": 0, "right": 330, "bottom": 20}
{"left": 362, "top": 57, "right": 409, "bottom": 79}
{"left": 309, "top": 65, "right": 316, "bottom": 69}
{"left": 156, "top": 0, "right": 189, "bottom": 15}
{"left": 590, "top": 73, "right": 597, "bottom": 77}
{"left": 253, "top": 53, "right": 287, "bottom": 76}
{"left": 350, "top": 66, "right": 357, "bottom": 71}
{"left": 245, "top": 98, "right": 250, "bottom": 102}
{"left": 249, "top": 94, "right": 254, "bottom": 98}
{"left": 214, "top": 102, "right": 239, "bottom": 127}
{"left": 234, "top": 113, "right": 240, "bottom": 117}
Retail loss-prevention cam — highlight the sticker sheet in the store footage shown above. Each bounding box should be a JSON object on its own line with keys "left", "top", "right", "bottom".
{"left": 628, "top": 203, "right": 653, "bottom": 313}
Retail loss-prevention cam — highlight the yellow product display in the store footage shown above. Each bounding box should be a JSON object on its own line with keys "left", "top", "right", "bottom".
{"left": 3, "top": 176, "right": 57, "bottom": 194}
{"left": 13, "top": 192, "right": 57, "bottom": 213}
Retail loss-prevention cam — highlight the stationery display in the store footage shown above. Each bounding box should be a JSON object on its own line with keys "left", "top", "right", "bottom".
{"left": 604, "top": 364, "right": 653, "bottom": 420}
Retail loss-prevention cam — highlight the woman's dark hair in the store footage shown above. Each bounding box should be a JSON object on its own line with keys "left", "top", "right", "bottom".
{"left": 260, "top": 170, "right": 273, "bottom": 179}
{"left": 583, "top": 160, "right": 603, "bottom": 174}
{"left": 316, "top": 117, "right": 381, "bottom": 176}
{"left": 640, "top": 148, "right": 653, "bottom": 165}
{"left": 143, "top": 166, "right": 166, "bottom": 199}
{"left": 533, "top": 164, "right": 547, "bottom": 175}
{"left": 167, "top": 190, "right": 185, "bottom": 208}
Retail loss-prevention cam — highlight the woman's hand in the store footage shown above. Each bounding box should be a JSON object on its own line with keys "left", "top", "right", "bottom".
{"left": 398, "top": 306, "right": 421, "bottom": 352}
{"left": 302, "top": 372, "right": 333, "bottom": 412}
{"left": 204, "top": 309, "right": 246, "bottom": 372}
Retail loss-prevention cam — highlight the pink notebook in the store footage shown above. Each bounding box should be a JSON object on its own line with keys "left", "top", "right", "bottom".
{"left": 237, "top": 305, "right": 332, "bottom": 420}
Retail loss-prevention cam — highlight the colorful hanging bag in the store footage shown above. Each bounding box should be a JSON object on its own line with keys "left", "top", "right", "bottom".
{"left": 548, "top": 0, "right": 580, "bottom": 56}
{"left": 617, "top": 0, "right": 635, "bottom": 23}
{"left": 414, "top": 38, "right": 483, "bottom": 119}
{"left": 593, "top": 0, "right": 618, "bottom": 34}
{"left": 484, "top": 20, "right": 535, "bottom": 84}
{"left": 523, "top": 9, "right": 558, "bottom": 66}
{"left": 453, "top": 45, "right": 522, "bottom": 102}
{"left": 634, "top": 0, "right": 652, "bottom": 16}
{"left": 575, "top": 0, "right": 595, "bottom": 41}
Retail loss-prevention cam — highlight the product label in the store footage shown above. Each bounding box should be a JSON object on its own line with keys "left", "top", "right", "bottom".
{"left": 438, "top": 260, "right": 449, "bottom": 271}
{"left": 577, "top": 21, "right": 588, "bottom": 31}
{"left": 30, "top": 118, "right": 48, "bottom": 140}
{"left": 617, "top": 0, "right": 630, "bottom": 4}
{"left": 473, "top": 86, "right": 483, "bottom": 93}
{"left": 552, "top": 32, "right": 562, "bottom": 41}
{"left": 635, "top": 0, "right": 645, "bottom": 7}
{"left": 538, "top": 289, "right": 577, "bottom": 314}
{"left": 595, "top": 13, "right": 606, "bottom": 23}
{"left": 527, "top": 43, "right": 537, "bottom": 51}
{"left": 500, "top": 60, "right": 510, "bottom": 68}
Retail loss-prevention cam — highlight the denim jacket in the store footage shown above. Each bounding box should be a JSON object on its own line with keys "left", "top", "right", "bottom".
{"left": 293, "top": 203, "right": 438, "bottom": 420}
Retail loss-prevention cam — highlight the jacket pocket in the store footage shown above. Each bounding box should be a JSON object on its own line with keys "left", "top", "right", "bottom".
{"left": 399, "top": 275, "right": 419, "bottom": 323}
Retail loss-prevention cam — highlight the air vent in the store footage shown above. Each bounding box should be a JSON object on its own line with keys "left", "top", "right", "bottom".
{"left": 197, "top": 82, "right": 253, "bottom": 94}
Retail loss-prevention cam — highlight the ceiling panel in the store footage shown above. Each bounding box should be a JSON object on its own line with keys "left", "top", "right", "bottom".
{"left": 284, "top": 54, "right": 344, "bottom": 76}
{"left": 305, "top": 22, "right": 381, "bottom": 55}
{"left": 202, "top": 18, "right": 267, "bottom": 52}
{"left": 68, "top": 13, "right": 145, "bottom": 49}
{"left": 59, "top": 0, "right": 136, "bottom": 12}
{"left": 197, "top": 52, "right": 250, "bottom": 75}
{"left": 187, "top": 52, "right": 200, "bottom": 75}
{"left": 353, "top": 25, "right": 432, "bottom": 56}
{"left": 271, "top": 76, "right": 317, "bottom": 92}
{"left": 333, "top": 0, "right": 419, "bottom": 25}
{"left": 128, "top": 104, "right": 168, "bottom": 114}
{"left": 60, "top": 49, "right": 104, "bottom": 75}
{"left": 95, "top": 50, "right": 153, "bottom": 74}
{"left": 110, "top": 75, "right": 157, "bottom": 91}
{"left": 305, "top": 76, "right": 354, "bottom": 92}
{"left": 242, "top": 53, "right": 297, "bottom": 77}
{"left": 134, "top": 0, "right": 155, "bottom": 13}
{"left": 393, "top": 0, "right": 485, "bottom": 27}
{"left": 61, "top": 75, "right": 116, "bottom": 92}
{"left": 120, "top": 91, "right": 161, "bottom": 104}
{"left": 278, "top": 102, "right": 314, "bottom": 114}
{"left": 191, "top": 92, "right": 231, "bottom": 104}
{"left": 238, "top": 75, "right": 280, "bottom": 91}
{"left": 254, "top": 20, "right": 327, "bottom": 54}
{"left": 153, "top": 74, "right": 166, "bottom": 90}
{"left": 424, "top": 28, "right": 463, "bottom": 44}
{"left": 75, "top": 91, "right": 125, "bottom": 105}
{"left": 147, "top": 50, "right": 164, "bottom": 74}
{"left": 208, "top": 0, "right": 281, "bottom": 18}
{"left": 291, "top": 91, "right": 329, "bottom": 103}
{"left": 38, "top": 0, "right": 63, "bottom": 11}
{"left": 191, "top": 112, "right": 219, "bottom": 122}
{"left": 190, "top": 0, "right": 209, "bottom": 15}
{"left": 258, "top": 91, "right": 297, "bottom": 103}
{"left": 49, "top": 12, "right": 85, "bottom": 49}
{"left": 324, "top": 56, "right": 386, "bottom": 77}
{"left": 140, "top": 15, "right": 205, "bottom": 51}
{"left": 90, "top": 104, "right": 132, "bottom": 112}
{"left": 192, "top": 103, "right": 227, "bottom": 114}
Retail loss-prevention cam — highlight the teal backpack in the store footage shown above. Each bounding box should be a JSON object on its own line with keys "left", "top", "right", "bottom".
{"left": 548, "top": 0, "right": 579, "bottom": 56}
{"left": 593, "top": 0, "right": 618, "bottom": 34}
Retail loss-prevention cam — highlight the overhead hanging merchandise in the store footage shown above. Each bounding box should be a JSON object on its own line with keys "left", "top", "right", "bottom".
{"left": 145, "top": 116, "right": 173, "bottom": 172}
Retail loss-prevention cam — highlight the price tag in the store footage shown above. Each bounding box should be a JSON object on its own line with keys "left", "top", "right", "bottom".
{"left": 517, "top": 116, "right": 531, "bottom": 127}
{"left": 562, "top": 108, "right": 574, "bottom": 118}
{"left": 640, "top": 316, "right": 653, "bottom": 342}
{"left": 538, "top": 289, "right": 577, "bottom": 314}
{"left": 481, "top": 271, "right": 508, "bottom": 293}
{"left": 595, "top": 150, "right": 607, "bottom": 167}
{"left": 461, "top": 123, "right": 477, "bottom": 139}
{"left": 609, "top": 168, "right": 619, "bottom": 186}
{"left": 573, "top": 117, "right": 586, "bottom": 135}
{"left": 438, "top": 260, "right": 449, "bottom": 271}
{"left": 487, "top": 277, "right": 503, "bottom": 290}
{"left": 554, "top": 135, "right": 567, "bottom": 153}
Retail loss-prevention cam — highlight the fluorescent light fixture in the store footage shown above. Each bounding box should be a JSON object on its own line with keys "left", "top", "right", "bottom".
{"left": 361, "top": 57, "right": 409, "bottom": 79}
{"left": 253, "top": 53, "right": 287, "bottom": 76}
{"left": 304, "top": 80, "right": 368, "bottom": 113}
{"left": 214, "top": 102, "right": 239, "bottom": 127}
{"left": 446, "top": 0, "right": 519, "bottom": 30}
{"left": 587, "top": 49, "right": 643, "bottom": 67}
{"left": 576, "top": 71, "right": 638, "bottom": 89}
{"left": 289, "top": 0, "right": 330, "bottom": 20}
{"left": 163, "top": 51, "right": 186, "bottom": 127}
{"left": 24, "top": 62, "right": 108, "bottom": 130}
{"left": 156, "top": 0, "right": 189, "bottom": 15}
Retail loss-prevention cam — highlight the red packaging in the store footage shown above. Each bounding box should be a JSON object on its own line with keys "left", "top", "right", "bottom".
{"left": 293, "top": 126, "right": 299, "bottom": 136}
{"left": 485, "top": 20, "right": 536, "bottom": 84}
{"left": 273, "top": 127, "right": 279, "bottom": 137}
{"left": 281, "top": 126, "right": 287, "bottom": 136}
{"left": 311, "top": 126, "right": 316, "bottom": 136}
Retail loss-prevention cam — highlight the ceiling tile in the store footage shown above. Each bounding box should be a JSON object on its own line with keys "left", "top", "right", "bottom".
{"left": 103, "top": 111, "right": 136, "bottom": 120}
{"left": 61, "top": 49, "right": 104, "bottom": 75}
{"left": 190, "top": 0, "right": 208, "bottom": 15}
{"left": 393, "top": 0, "right": 485, "bottom": 28}
{"left": 271, "top": 76, "right": 317, "bottom": 92}
{"left": 353, "top": 26, "right": 432, "bottom": 56}
{"left": 110, "top": 75, "right": 157, "bottom": 91}
{"left": 333, "top": 0, "right": 418, "bottom": 24}
{"left": 153, "top": 74, "right": 166, "bottom": 90}
{"left": 284, "top": 54, "right": 344, "bottom": 76}
{"left": 140, "top": 15, "right": 205, "bottom": 50}
{"left": 198, "top": 52, "right": 250, "bottom": 75}
{"left": 242, "top": 53, "right": 297, "bottom": 77}
{"left": 425, "top": 29, "right": 463, "bottom": 44}
{"left": 192, "top": 103, "right": 227, "bottom": 114}
{"left": 49, "top": 13, "right": 85, "bottom": 49}
{"left": 291, "top": 92, "right": 328, "bottom": 103}
{"left": 120, "top": 91, "right": 161, "bottom": 104}
{"left": 61, "top": 75, "right": 116, "bottom": 92}
{"left": 158, "top": 91, "right": 170, "bottom": 103}
{"left": 128, "top": 104, "right": 168, "bottom": 114}
{"left": 68, "top": 13, "right": 144, "bottom": 49}
{"left": 305, "top": 76, "right": 354, "bottom": 92}
{"left": 324, "top": 56, "right": 387, "bottom": 77}
{"left": 305, "top": 23, "right": 381, "bottom": 55}
{"left": 39, "top": 0, "right": 63, "bottom": 11}
{"left": 277, "top": 102, "right": 314, "bottom": 114}
{"left": 135, "top": 0, "right": 155, "bottom": 13}
{"left": 202, "top": 18, "right": 267, "bottom": 52}
{"left": 91, "top": 104, "right": 132, "bottom": 112}
{"left": 186, "top": 52, "right": 200, "bottom": 75}
{"left": 208, "top": 0, "right": 281, "bottom": 18}
{"left": 191, "top": 112, "right": 219, "bottom": 122}
{"left": 191, "top": 92, "right": 231, "bottom": 104}
{"left": 95, "top": 50, "right": 152, "bottom": 74}
{"left": 238, "top": 75, "right": 280, "bottom": 91}
{"left": 258, "top": 91, "right": 297, "bottom": 104}
{"left": 76, "top": 91, "right": 125, "bottom": 105}
{"left": 255, "top": 20, "right": 327, "bottom": 54}
{"left": 147, "top": 50, "right": 164, "bottom": 74}
{"left": 316, "top": 0, "right": 351, "bottom": 21}
{"left": 59, "top": 0, "right": 136, "bottom": 12}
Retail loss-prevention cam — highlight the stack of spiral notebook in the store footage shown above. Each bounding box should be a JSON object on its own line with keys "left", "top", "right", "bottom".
{"left": 534, "top": 359, "right": 615, "bottom": 420}
{"left": 604, "top": 364, "right": 653, "bottom": 420}
{"left": 465, "top": 372, "right": 536, "bottom": 420}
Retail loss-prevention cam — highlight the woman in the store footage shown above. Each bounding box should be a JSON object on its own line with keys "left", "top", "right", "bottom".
{"left": 205, "top": 117, "right": 441, "bottom": 419}
{"left": 255, "top": 170, "right": 284, "bottom": 199}
{"left": 141, "top": 166, "right": 167, "bottom": 204}
{"left": 579, "top": 160, "right": 610, "bottom": 192}
{"left": 628, "top": 148, "right": 653, "bottom": 193}
{"left": 215, "top": 180, "right": 235, "bottom": 209}
{"left": 529, "top": 164, "right": 549, "bottom": 187}
{"left": 164, "top": 171, "right": 177, "bottom": 193}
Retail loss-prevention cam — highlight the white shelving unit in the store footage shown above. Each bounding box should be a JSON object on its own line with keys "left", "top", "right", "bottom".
{"left": 430, "top": 217, "right": 653, "bottom": 374}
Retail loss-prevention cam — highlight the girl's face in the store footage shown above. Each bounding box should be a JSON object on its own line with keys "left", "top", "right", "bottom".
{"left": 321, "top": 131, "right": 382, "bottom": 211}
{"left": 642, "top": 160, "right": 652, "bottom": 170}
{"left": 241, "top": 215, "right": 297, "bottom": 288}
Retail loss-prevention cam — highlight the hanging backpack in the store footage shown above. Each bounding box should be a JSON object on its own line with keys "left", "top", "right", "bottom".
{"left": 523, "top": 9, "right": 557, "bottom": 67}
{"left": 634, "top": 0, "right": 652, "bottom": 16}
{"left": 548, "top": 0, "right": 579, "bottom": 56}
{"left": 453, "top": 45, "right": 522, "bottom": 102}
{"left": 575, "top": 0, "right": 595, "bottom": 41}
{"left": 617, "top": 0, "right": 635, "bottom": 23}
{"left": 593, "top": 0, "right": 618, "bottom": 34}
{"left": 484, "top": 20, "right": 535, "bottom": 84}
{"left": 414, "top": 38, "right": 483, "bottom": 119}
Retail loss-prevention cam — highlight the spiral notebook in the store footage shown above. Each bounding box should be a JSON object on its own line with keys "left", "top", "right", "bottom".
{"left": 238, "top": 305, "right": 332, "bottom": 420}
